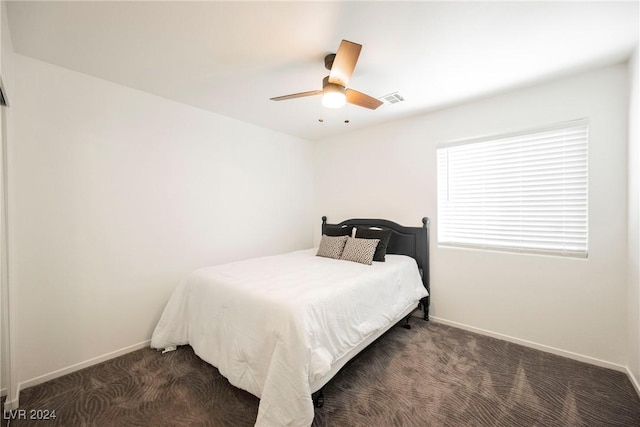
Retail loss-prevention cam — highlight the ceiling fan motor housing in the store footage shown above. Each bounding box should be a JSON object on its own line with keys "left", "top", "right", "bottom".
{"left": 322, "top": 76, "right": 345, "bottom": 92}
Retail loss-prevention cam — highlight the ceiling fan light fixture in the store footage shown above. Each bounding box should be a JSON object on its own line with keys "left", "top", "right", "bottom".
{"left": 322, "top": 84, "right": 346, "bottom": 108}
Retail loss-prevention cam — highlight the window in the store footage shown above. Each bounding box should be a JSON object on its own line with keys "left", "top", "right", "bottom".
{"left": 437, "top": 120, "right": 588, "bottom": 257}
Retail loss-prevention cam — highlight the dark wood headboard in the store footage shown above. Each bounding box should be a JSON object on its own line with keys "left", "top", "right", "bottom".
{"left": 322, "top": 216, "right": 431, "bottom": 320}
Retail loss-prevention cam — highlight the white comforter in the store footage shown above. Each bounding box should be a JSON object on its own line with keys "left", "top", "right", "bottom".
{"left": 151, "top": 248, "right": 427, "bottom": 427}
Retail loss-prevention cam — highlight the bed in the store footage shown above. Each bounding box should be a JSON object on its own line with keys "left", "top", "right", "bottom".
{"left": 150, "top": 217, "right": 430, "bottom": 427}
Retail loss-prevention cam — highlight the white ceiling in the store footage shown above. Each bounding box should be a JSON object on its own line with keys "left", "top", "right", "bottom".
{"left": 6, "top": 1, "right": 639, "bottom": 141}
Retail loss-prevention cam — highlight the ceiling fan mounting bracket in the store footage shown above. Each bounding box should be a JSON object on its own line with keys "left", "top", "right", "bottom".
{"left": 324, "top": 53, "right": 336, "bottom": 71}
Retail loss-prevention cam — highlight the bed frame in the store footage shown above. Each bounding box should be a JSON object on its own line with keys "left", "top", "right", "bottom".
{"left": 322, "top": 216, "right": 430, "bottom": 320}
{"left": 312, "top": 216, "right": 430, "bottom": 407}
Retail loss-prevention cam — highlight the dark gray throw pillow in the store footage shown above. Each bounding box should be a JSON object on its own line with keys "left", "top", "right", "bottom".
{"left": 355, "top": 228, "right": 392, "bottom": 262}
{"left": 323, "top": 225, "right": 353, "bottom": 237}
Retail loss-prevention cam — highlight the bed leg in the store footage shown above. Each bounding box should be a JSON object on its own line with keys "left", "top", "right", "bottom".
{"left": 403, "top": 315, "right": 412, "bottom": 329}
{"left": 421, "top": 297, "right": 430, "bottom": 321}
{"left": 312, "top": 389, "right": 324, "bottom": 408}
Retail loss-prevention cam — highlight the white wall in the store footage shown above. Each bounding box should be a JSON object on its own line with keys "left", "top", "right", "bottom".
{"left": 0, "top": 0, "right": 15, "bottom": 399}
{"left": 628, "top": 44, "right": 640, "bottom": 391}
{"left": 315, "top": 63, "right": 629, "bottom": 367}
{"left": 8, "top": 54, "right": 314, "bottom": 387}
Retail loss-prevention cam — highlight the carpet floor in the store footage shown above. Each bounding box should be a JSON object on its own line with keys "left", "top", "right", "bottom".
{"left": 3, "top": 321, "right": 640, "bottom": 426}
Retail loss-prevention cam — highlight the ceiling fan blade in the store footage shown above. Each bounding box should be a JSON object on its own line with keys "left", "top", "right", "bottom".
{"left": 346, "top": 89, "right": 383, "bottom": 110}
{"left": 328, "top": 40, "right": 362, "bottom": 87}
{"left": 270, "top": 90, "right": 322, "bottom": 101}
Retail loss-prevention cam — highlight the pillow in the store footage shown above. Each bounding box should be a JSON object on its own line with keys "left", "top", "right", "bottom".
{"left": 355, "top": 227, "right": 392, "bottom": 262}
{"left": 340, "top": 236, "right": 380, "bottom": 265}
{"left": 316, "top": 235, "right": 348, "bottom": 259}
{"left": 323, "top": 225, "right": 354, "bottom": 237}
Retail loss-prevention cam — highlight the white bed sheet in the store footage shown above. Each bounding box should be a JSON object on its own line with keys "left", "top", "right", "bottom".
{"left": 151, "top": 248, "right": 428, "bottom": 427}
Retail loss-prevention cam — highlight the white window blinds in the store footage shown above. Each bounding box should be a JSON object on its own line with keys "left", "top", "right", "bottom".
{"left": 437, "top": 120, "right": 588, "bottom": 257}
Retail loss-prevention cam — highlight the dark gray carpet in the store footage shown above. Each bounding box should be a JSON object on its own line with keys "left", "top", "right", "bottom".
{"left": 4, "top": 321, "right": 640, "bottom": 426}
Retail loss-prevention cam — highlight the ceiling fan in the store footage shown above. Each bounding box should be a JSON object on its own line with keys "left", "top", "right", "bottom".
{"left": 270, "top": 40, "right": 383, "bottom": 110}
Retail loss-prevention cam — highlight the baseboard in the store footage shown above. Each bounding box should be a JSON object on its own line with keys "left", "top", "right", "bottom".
{"left": 3, "top": 392, "right": 18, "bottom": 410}
{"left": 430, "top": 316, "right": 628, "bottom": 373}
{"left": 16, "top": 339, "right": 151, "bottom": 399}
{"left": 627, "top": 366, "right": 640, "bottom": 397}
